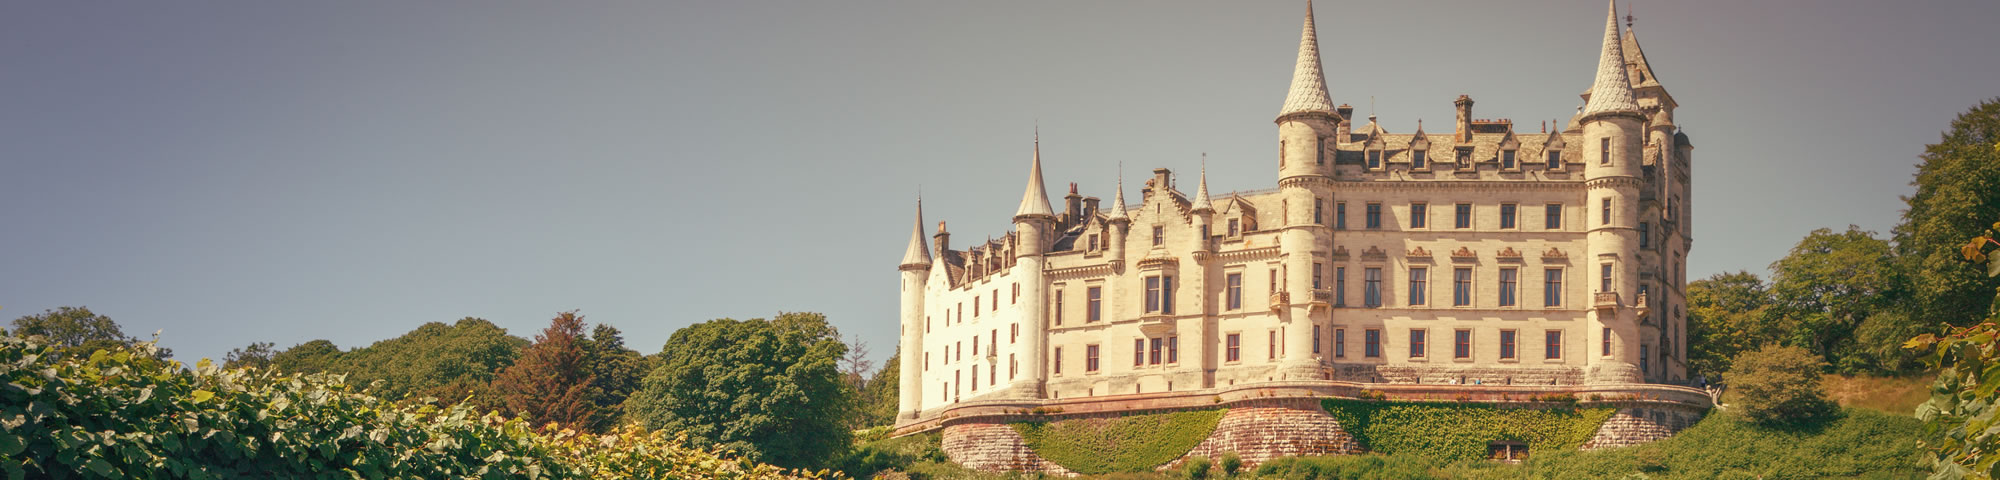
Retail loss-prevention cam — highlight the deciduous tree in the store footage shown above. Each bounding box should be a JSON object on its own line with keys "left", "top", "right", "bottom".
{"left": 7, "top": 306, "right": 167, "bottom": 359}
{"left": 625, "top": 312, "right": 850, "bottom": 469}
{"left": 1767, "top": 226, "right": 1900, "bottom": 373}
{"left": 1686, "top": 272, "right": 1779, "bottom": 379}
{"left": 1894, "top": 98, "right": 2000, "bottom": 325}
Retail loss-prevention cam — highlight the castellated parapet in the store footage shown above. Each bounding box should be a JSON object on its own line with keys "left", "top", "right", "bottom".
{"left": 893, "top": 0, "right": 1703, "bottom": 470}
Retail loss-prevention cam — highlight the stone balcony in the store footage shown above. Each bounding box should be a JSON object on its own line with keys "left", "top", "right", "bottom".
{"left": 1593, "top": 292, "right": 1621, "bottom": 311}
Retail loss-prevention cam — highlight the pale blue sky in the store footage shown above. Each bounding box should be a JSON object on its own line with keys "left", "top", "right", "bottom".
{"left": 3, "top": 1, "right": 1995, "bottom": 367}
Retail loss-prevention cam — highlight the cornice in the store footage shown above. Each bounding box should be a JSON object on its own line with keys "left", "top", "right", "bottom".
{"left": 1330, "top": 180, "right": 1583, "bottom": 191}
{"left": 1584, "top": 176, "right": 1646, "bottom": 190}
{"left": 1048, "top": 264, "right": 1114, "bottom": 281}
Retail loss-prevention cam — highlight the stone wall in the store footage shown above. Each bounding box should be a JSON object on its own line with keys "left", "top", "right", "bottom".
{"left": 939, "top": 423, "right": 1076, "bottom": 475}
{"left": 1581, "top": 407, "right": 1704, "bottom": 450}
{"left": 1172, "top": 398, "right": 1358, "bottom": 468}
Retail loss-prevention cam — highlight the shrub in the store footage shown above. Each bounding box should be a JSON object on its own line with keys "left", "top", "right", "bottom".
{"left": 1182, "top": 456, "right": 1211, "bottom": 480}
{"left": 1011, "top": 409, "right": 1224, "bottom": 474}
{"left": 1219, "top": 452, "right": 1241, "bottom": 477}
{"left": 1725, "top": 344, "right": 1837, "bottom": 425}
{"left": 1322, "top": 399, "right": 1613, "bottom": 462}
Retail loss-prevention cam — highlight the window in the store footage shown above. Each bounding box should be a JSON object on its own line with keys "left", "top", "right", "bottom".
{"left": 1312, "top": 263, "right": 1323, "bottom": 290}
{"left": 1268, "top": 330, "right": 1278, "bottom": 360}
{"left": 1269, "top": 269, "right": 1277, "bottom": 294}
{"left": 1640, "top": 344, "right": 1650, "bottom": 374}
{"left": 1600, "top": 263, "right": 1614, "bottom": 293}
{"left": 972, "top": 337, "right": 978, "bottom": 356}
{"left": 1054, "top": 347, "right": 1063, "bottom": 374}
{"left": 1639, "top": 222, "right": 1651, "bottom": 248}
{"left": 1226, "top": 334, "right": 1241, "bottom": 362}
{"left": 1010, "top": 355, "right": 1015, "bottom": 379}
{"left": 1545, "top": 204, "right": 1563, "bottom": 230}
{"left": 973, "top": 297, "right": 979, "bottom": 317}
{"left": 1364, "top": 267, "right": 1383, "bottom": 307}
{"left": 1313, "top": 325, "right": 1322, "bottom": 354}
{"left": 1602, "top": 327, "right": 1613, "bottom": 357}
{"left": 1408, "top": 267, "right": 1428, "bottom": 306}
{"left": 971, "top": 366, "right": 977, "bottom": 391}
{"left": 1502, "top": 149, "right": 1517, "bottom": 169}
{"left": 1364, "top": 329, "right": 1381, "bottom": 358}
{"left": 1011, "top": 284, "right": 1018, "bottom": 304}
{"left": 1314, "top": 198, "right": 1324, "bottom": 225}
{"left": 956, "top": 341, "right": 962, "bottom": 361}
{"left": 1500, "top": 204, "right": 1517, "bottom": 229}
{"left": 1228, "top": 218, "right": 1240, "bottom": 237}
{"left": 925, "top": 352, "right": 930, "bottom": 371}
{"left": 993, "top": 289, "right": 999, "bottom": 310}
{"left": 1150, "top": 338, "right": 1163, "bottom": 365}
{"left": 1088, "top": 234, "right": 1099, "bottom": 251}
{"left": 1500, "top": 330, "right": 1517, "bottom": 359}
{"left": 1145, "top": 276, "right": 1162, "bottom": 313}
{"left": 1412, "top": 149, "right": 1428, "bottom": 169}
{"left": 1152, "top": 226, "right": 1164, "bottom": 246}
{"left": 1546, "top": 149, "right": 1561, "bottom": 168}
{"left": 1134, "top": 339, "right": 1145, "bottom": 366}
{"left": 1600, "top": 198, "right": 1615, "bottom": 227}
{"left": 1410, "top": 203, "right": 1427, "bottom": 229}
{"left": 1499, "top": 268, "right": 1518, "bottom": 307}
{"left": 1055, "top": 289, "right": 1064, "bottom": 325}
{"left": 1455, "top": 329, "right": 1472, "bottom": 359}
{"left": 1336, "top": 202, "right": 1348, "bottom": 230}
{"left": 1410, "top": 329, "right": 1427, "bottom": 358}
{"left": 1334, "top": 329, "right": 1347, "bottom": 358}
{"left": 1316, "top": 136, "right": 1326, "bottom": 165}
{"left": 1365, "top": 203, "right": 1382, "bottom": 229}
{"left": 1086, "top": 344, "right": 1100, "bottom": 372}
{"left": 1334, "top": 267, "right": 1347, "bottom": 307}
{"left": 1087, "top": 286, "right": 1102, "bottom": 322}
{"left": 926, "top": 316, "right": 931, "bottom": 333}
{"left": 1010, "top": 325, "right": 1016, "bottom": 344}
{"left": 1367, "top": 149, "right": 1383, "bottom": 169}
{"left": 1453, "top": 268, "right": 1473, "bottom": 306}
{"left": 989, "top": 364, "right": 995, "bottom": 387}
{"left": 1544, "top": 269, "right": 1563, "bottom": 307}
{"left": 1545, "top": 330, "right": 1564, "bottom": 359}
{"left": 1161, "top": 276, "right": 1174, "bottom": 314}
{"left": 1455, "top": 203, "right": 1472, "bottom": 229}
{"left": 1168, "top": 336, "right": 1179, "bottom": 363}
{"left": 1599, "top": 137, "right": 1610, "bottom": 164}
{"left": 1226, "top": 273, "right": 1243, "bottom": 310}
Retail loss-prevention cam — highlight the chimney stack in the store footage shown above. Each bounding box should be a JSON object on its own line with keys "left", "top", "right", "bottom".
{"left": 1454, "top": 95, "right": 1475, "bottom": 142}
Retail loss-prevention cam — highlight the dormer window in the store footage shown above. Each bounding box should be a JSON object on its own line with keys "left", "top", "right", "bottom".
{"left": 1366, "top": 148, "right": 1383, "bottom": 170}
{"left": 1088, "top": 233, "right": 1100, "bottom": 251}
{"left": 1228, "top": 218, "right": 1240, "bottom": 237}
{"left": 1546, "top": 149, "right": 1561, "bottom": 168}
{"left": 1502, "top": 149, "right": 1517, "bottom": 170}
{"left": 1412, "top": 149, "right": 1428, "bottom": 169}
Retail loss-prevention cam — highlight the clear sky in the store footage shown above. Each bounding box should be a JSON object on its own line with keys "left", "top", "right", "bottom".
{"left": 3, "top": 1, "right": 1996, "bottom": 367}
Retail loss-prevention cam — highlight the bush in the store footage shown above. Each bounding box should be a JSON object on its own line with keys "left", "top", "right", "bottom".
{"left": 1725, "top": 344, "right": 1837, "bottom": 425}
{"left": 1321, "top": 399, "right": 1613, "bottom": 462}
{"left": 1219, "top": 452, "right": 1241, "bottom": 477}
{"left": 0, "top": 333, "right": 819, "bottom": 479}
{"left": 1182, "top": 456, "right": 1211, "bottom": 480}
{"left": 836, "top": 431, "right": 945, "bottom": 479}
{"left": 1011, "top": 409, "right": 1224, "bottom": 474}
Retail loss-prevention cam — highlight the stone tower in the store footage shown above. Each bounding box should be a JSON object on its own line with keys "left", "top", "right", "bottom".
{"left": 1580, "top": 0, "right": 1647, "bottom": 384}
{"left": 1273, "top": 0, "right": 1337, "bottom": 380}
{"left": 897, "top": 200, "right": 931, "bottom": 419}
{"left": 1011, "top": 136, "right": 1055, "bottom": 398}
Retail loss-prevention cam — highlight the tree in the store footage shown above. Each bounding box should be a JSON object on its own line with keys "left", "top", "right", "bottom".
{"left": 271, "top": 318, "right": 527, "bottom": 401}
{"left": 1909, "top": 217, "right": 2000, "bottom": 478}
{"left": 839, "top": 334, "right": 874, "bottom": 392}
{"left": 858, "top": 353, "right": 900, "bottom": 427}
{"left": 578, "top": 324, "right": 645, "bottom": 429}
{"left": 1725, "top": 344, "right": 1835, "bottom": 425}
{"left": 1767, "top": 226, "right": 1901, "bottom": 373}
{"left": 8, "top": 306, "right": 168, "bottom": 359}
{"left": 625, "top": 312, "right": 851, "bottom": 469}
{"left": 269, "top": 339, "right": 341, "bottom": 374}
{"left": 1893, "top": 99, "right": 2000, "bottom": 326}
{"left": 493, "top": 311, "right": 598, "bottom": 430}
{"left": 1685, "top": 271, "right": 1780, "bottom": 379}
{"left": 223, "top": 342, "right": 277, "bottom": 370}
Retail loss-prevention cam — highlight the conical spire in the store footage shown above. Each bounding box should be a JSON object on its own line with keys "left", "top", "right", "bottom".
{"left": 1014, "top": 132, "right": 1055, "bottom": 219}
{"left": 1190, "top": 155, "right": 1214, "bottom": 213}
{"left": 1581, "top": 0, "right": 1641, "bottom": 119}
{"left": 900, "top": 198, "right": 932, "bottom": 267}
{"left": 1278, "top": 1, "right": 1334, "bottom": 117}
{"left": 1107, "top": 168, "right": 1130, "bottom": 222}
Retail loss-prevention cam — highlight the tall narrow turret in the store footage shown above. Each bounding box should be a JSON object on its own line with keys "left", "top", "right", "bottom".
{"left": 1581, "top": 0, "right": 1647, "bottom": 384}
{"left": 897, "top": 200, "right": 931, "bottom": 420}
{"left": 1274, "top": 0, "right": 1336, "bottom": 381}
{"left": 1278, "top": 1, "right": 1333, "bottom": 118}
{"left": 1011, "top": 136, "right": 1054, "bottom": 399}
{"left": 1106, "top": 172, "right": 1131, "bottom": 270}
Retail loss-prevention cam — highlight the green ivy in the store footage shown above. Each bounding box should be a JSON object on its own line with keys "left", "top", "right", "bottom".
{"left": 1322, "top": 399, "right": 1614, "bottom": 462}
{"left": 1011, "top": 409, "right": 1224, "bottom": 474}
{"left": 0, "top": 333, "right": 819, "bottom": 479}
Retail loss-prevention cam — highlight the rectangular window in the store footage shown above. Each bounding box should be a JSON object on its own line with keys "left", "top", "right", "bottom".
{"left": 1161, "top": 275, "right": 1174, "bottom": 314}
{"left": 1502, "top": 149, "right": 1517, "bottom": 169}
{"left": 1364, "top": 267, "right": 1383, "bottom": 307}
{"left": 1410, "top": 329, "right": 1427, "bottom": 358}
{"left": 925, "top": 352, "right": 930, "bottom": 371}
{"left": 1499, "top": 268, "right": 1518, "bottom": 307}
{"left": 1455, "top": 329, "right": 1472, "bottom": 359}
{"left": 1601, "top": 263, "right": 1614, "bottom": 293}
{"left": 1088, "top": 234, "right": 1099, "bottom": 251}
{"left": 1639, "top": 222, "right": 1651, "bottom": 248}
{"left": 1316, "top": 136, "right": 1326, "bottom": 165}
{"left": 1546, "top": 204, "right": 1563, "bottom": 230}
{"left": 989, "top": 364, "right": 994, "bottom": 387}
{"left": 972, "top": 337, "right": 978, "bottom": 356}
{"left": 1312, "top": 263, "right": 1323, "bottom": 290}
{"left": 1600, "top": 137, "right": 1611, "bottom": 164}
{"left": 1413, "top": 149, "right": 1427, "bottom": 169}
{"left": 1366, "top": 203, "right": 1382, "bottom": 229}
{"left": 956, "top": 341, "right": 962, "bottom": 361}
{"left": 1641, "top": 344, "right": 1650, "bottom": 374}
{"left": 1153, "top": 226, "right": 1164, "bottom": 246}
{"left": 1500, "top": 330, "right": 1517, "bottom": 359}
{"left": 1335, "top": 267, "right": 1347, "bottom": 307}
{"left": 1168, "top": 336, "right": 1179, "bottom": 363}
{"left": 1544, "top": 269, "right": 1563, "bottom": 307}
{"left": 1010, "top": 354, "right": 1016, "bottom": 379}
{"left": 1150, "top": 338, "right": 1163, "bottom": 365}
{"left": 1146, "top": 276, "right": 1162, "bottom": 313}
{"left": 1364, "top": 329, "right": 1381, "bottom": 358}
{"left": 1134, "top": 339, "right": 1145, "bottom": 366}
{"left": 1336, "top": 202, "right": 1348, "bottom": 230}
{"left": 1226, "top": 334, "right": 1241, "bottom": 362}
{"left": 1602, "top": 327, "right": 1613, "bottom": 357}
{"left": 1268, "top": 330, "right": 1278, "bottom": 360}
{"left": 1054, "top": 347, "right": 1063, "bottom": 374}
{"left": 1601, "top": 198, "right": 1612, "bottom": 225}
{"left": 974, "top": 297, "right": 979, "bottom": 317}
{"left": 1334, "top": 329, "right": 1347, "bottom": 358}
{"left": 1410, "top": 203, "right": 1427, "bottom": 229}
{"left": 1228, "top": 218, "right": 1240, "bottom": 237}
{"left": 1455, "top": 203, "right": 1472, "bottom": 229}
{"left": 1314, "top": 198, "right": 1324, "bottom": 225}
{"left": 1409, "top": 267, "right": 1428, "bottom": 306}
{"left": 970, "top": 365, "right": 977, "bottom": 391}
{"left": 1088, "top": 286, "right": 1102, "bottom": 322}
{"left": 1086, "top": 344, "right": 1100, "bottom": 372}
{"left": 993, "top": 290, "right": 998, "bottom": 310}
{"left": 1055, "top": 289, "right": 1064, "bottom": 326}
{"left": 1313, "top": 325, "right": 1322, "bottom": 355}
{"left": 1367, "top": 149, "right": 1382, "bottom": 169}
{"left": 1012, "top": 284, "right": 1018, "bottom": 304}
{"left": 1500, "top": 203, "right": 1517, "bottom": 229}
{"left": 1546, "top": 330, "right": 1564, "bottom": 360}
{"left": 1453, "top": 267, "right": 1473, "bottom": 306}
{"left": 1269, "top": 269, "right": 1278, "bottom": 295}
{"left": 1227, "top": 273, "right": 1243, "bottom": 310}
{"left": 1546, "top": 149, "right": 1561, "bottom": 168}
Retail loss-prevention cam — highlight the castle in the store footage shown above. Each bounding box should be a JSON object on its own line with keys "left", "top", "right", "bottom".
{"left": 895, "top": 0, "right": 1694, "bottom": 428}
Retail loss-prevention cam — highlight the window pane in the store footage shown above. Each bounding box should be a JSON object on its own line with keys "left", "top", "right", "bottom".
{"left": 1454, "top": 268, "right": 1473, "bottom": 306}
{"left": 1411, "top": 203, "right": 1427, "bottom": 228}
{"left": 1409, "top": 267, "right": 1427, "bottom": 305}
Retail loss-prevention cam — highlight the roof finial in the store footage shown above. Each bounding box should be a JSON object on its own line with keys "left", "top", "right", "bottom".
{"left": 1625, "top": 2, "right": 1635, "bottom": 29}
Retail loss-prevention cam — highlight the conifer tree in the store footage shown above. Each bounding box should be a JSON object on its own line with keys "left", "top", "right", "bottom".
{"left": 494, "top": 311, "right": 598, "bottom": 429}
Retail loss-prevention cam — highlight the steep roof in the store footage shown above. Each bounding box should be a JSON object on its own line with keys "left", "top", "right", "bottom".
{"left": 1278, "top": 1, "right": 1333, "bottom": 117}
{"left": 900, "top": 200, "right": 931, "bottom": 267}
{"left": 1107, "top": 174, "right": 1131, "bottom": 222}
{"left": 1581, "top": 0, "right": 1642, "bottom": 119}
{"left": 1190, "top": 161, "right": 1214, "bottom": 213}
{"left": 1014, "top": 136, "right": 1055, "bottom": 219}
{"left": 1622, "top": 26, "right": 1662, "bottom": 88}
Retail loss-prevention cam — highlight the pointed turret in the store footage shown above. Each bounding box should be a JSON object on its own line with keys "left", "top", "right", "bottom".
{"left": 1190, "top": 160, "right": 1214, "bottom": 213}
{"left": 1015, "top": 134, "right": 1055, "bottom": 220}
{"left": 1580, "top": 0, "right": 1642, "bottom": 120}
{"left": 900, "top": 199, "right": 932, "bottom": 268}
{"left": 1277, "top": 1, "right": 1333, "bottom": 118}
{"left": 1107, "top": 173, "right": 1131, "bottom": 222}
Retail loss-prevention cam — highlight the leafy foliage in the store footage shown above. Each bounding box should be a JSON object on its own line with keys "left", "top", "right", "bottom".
{"left": 9, "top": 306, "right": 170, "bottom": 360}
{"left": 222, "top": 342, "right": 275, "bottom": 370}
{"left": 1908, "top": 218, "right": 2000, "bottom": 479}
{"left": 1767, "top": 226, "right": 1903, "bottom": 373}
{"left": 626, "top": 312, "right": 852, "bottom": 469}
{"left": 1686, "top": 271, "right": 1781, "bottom": 379}
{"left": 1010, "top": 409, "right": 1224, "bottom": 474}
{"left": 1723, "top": 344, "right": 1836, "bottom": 425}
{"left": 493, "top": 311, "right": 598, "bottom": 430}
{"left": 1321, "top": 399, "right": 1612, "bottom": 463}
{"left": 858, "top": 353, "right": 901, "bottom": 428}
{"left": 0, "top": 332, "right": 822, "bottom": 480}
{"left": 1894, "top": 98, "right": 2000, "bottom": 327}
{"left": 270, "top": 318, "right": 529, "bottom": 401}
{"left": 836, "top": 431, "right": 945, "bottom": 479}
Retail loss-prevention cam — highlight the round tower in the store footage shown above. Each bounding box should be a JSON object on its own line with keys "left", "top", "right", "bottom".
{"left": 1274, "top": 0, "right": 1336, "bottom": 380}
{"left": 1010, "top": 137, "right": 1055, "bottom": 399}
{"left": 897, "top": 200, "right": 932, "bottom": 420}
{"left": 1580, "top": 0, "right": 1646, "bottom": 384}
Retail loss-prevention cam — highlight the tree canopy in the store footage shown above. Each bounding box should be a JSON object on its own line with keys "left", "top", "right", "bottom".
{"left": 494, "top": 311, "right": 598, "bottom": 430}
{"left": 266, "top": 317, "right": 528, "bottom": 400}
{"left": 1767, "top": 226, "right": 1900, "bottom": 371}
{"left": 7, "top": 306, "right": 168, "bottom": 360}
{"left": 625, "top": 312, "right": 851, "bottom": 469}
{"left": 1686, "top": 271, "right": 1779, "bottom": 379}
{"left": 1894, "top": 98, "right": 2000, "bottom": 325}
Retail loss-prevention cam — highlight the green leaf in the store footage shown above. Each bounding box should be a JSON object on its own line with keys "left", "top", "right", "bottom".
{"left": 191, "top": 390, "right": 214, "bottom": 403}
{"left": 84, "top": 458, "right": 115, "bottom": 478}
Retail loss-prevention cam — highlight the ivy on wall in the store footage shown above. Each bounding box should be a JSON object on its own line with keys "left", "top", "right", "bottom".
{"left": 1322, "top": 399, "right": 1613, "bottom": 462}
{"left": 1010, "top": 409, "right": 1224, "bottom": 474}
